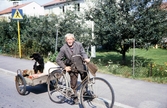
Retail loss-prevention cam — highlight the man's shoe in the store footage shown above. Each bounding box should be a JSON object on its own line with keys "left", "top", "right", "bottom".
{"left": 83, "top": 92, "right": 90, "bottom": 97}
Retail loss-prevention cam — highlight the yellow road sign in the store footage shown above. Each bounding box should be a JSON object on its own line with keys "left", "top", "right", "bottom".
{"left": 12, "top": 9, "right": 23, "bottom": 20}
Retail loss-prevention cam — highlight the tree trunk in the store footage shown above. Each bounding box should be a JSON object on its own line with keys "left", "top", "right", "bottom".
{"left": 122, "top": 50, "right": 126, "bottom": 65}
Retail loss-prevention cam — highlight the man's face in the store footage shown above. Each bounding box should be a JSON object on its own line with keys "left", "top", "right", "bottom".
{"left": 66, "top": 36, "right": 75, "bottom": 47}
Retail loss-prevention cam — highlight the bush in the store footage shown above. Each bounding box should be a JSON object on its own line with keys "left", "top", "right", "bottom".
{"left": 48, "top": 52, "right": 58, "bottom": 62}
{"left": 149, "top": 63, "right": 167, "bottom": 77}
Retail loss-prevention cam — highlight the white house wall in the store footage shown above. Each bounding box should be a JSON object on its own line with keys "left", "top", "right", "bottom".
{"left": 0, "top": 13, "right": 11, "bottom": 22}
{"left": 21, "top": 2, "right": 44, "bottom": 17}
{"left": 44, "top": 4, "right": 64, "bottom": 15}
{"left": 44, "top": 0, "right": 85, "bottom": 15}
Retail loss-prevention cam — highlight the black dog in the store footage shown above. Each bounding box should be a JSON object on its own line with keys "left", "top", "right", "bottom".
{"left": 30, "top": 53, "right": 44, "bottom": 74}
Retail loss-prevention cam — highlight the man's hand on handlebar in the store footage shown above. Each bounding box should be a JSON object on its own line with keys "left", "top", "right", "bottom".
{"left": 84, "top": 58, "right": 90, "bottom": 63}
{"left": 65, "top": 66, "right": 71, "bottom": 72}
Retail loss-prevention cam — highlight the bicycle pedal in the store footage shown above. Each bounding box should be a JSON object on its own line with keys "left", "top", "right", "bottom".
{"left": 71, "top": 93, "right": 78, "bottom": 97}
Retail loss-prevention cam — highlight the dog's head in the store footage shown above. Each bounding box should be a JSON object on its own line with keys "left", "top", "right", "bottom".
{"left": 22, "top": 69, "right": 29, "bottom": 75}
{"left": 22, "top": 69, "right": 35, "bottom": 77}
{"left": 30, "top": 53, "right": 43, "bottom": 61}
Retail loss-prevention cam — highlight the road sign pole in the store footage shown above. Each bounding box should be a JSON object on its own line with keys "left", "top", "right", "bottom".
{"left": 17, "top": 20, "right": 21, "bottom": 58}
{"left": 12, "top": 9, "right": 23, "bottom": 58}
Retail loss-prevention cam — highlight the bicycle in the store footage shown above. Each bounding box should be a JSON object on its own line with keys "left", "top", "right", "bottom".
{"left": 47, "top": 55, "right": 115, "bottom": 108}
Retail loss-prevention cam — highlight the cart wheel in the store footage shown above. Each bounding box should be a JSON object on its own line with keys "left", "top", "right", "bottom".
{"left": 15, "top": 74, "right": 26, "bottom": 95}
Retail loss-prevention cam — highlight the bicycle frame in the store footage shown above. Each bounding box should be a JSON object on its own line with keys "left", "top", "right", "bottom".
{"left": 48, "top": 62, "right": 92, "bottom": 98}
{"left": 61, "top": 69, "right": 91, "bottom": 99}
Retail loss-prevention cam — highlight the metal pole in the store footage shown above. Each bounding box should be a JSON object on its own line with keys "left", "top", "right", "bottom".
{"left": 55, "top": 28, "right": 58, "bottom": 53}
{"left": 17, "top": 20, "right": 21, "bottom": 58}
{"left": 91, "top": 21, "right": 96, "bottom": 58}
{"left": 92, "top": 21, "right": 94, "bottom": 39}
{"left": 133, "top": 39, "right": 135, "bottom": 76}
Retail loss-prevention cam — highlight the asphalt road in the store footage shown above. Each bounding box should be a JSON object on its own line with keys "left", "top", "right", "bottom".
{"left": 0, "top": 55, "right": 167, "bottom": 108}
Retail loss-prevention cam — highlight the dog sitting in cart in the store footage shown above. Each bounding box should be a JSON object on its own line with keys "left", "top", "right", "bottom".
{"left": 22, "top": 53, "right": 45, "bottom": 79}
{"left": 22, "top": 53, "right": 58, "bottom": 79}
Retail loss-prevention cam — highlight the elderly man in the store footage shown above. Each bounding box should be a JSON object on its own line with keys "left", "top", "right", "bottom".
{"left": 56, "top": 33, "right": 90, "bottom": 103}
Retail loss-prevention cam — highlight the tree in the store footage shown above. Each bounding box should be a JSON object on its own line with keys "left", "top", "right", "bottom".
{"left": 0, "top": 10, "right": 91, "bottom": 57}
{"left": 0, "top": 18, "right": 18, "bottom": 54}
{"left": 21, "top": 15, "right": 59, "bottom": 56}
{"left": 56, "top": 10, "right": 92, "bottom": 50}
{"left": 84, "top": 0, "right": 167, "bottom": 64}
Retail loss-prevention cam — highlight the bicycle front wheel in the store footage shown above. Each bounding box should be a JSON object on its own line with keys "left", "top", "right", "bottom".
{"left": 80, "top": 77, "right": 115, "bottom": 108}
{"left": 47, "top": 70, "right": 66, "bottom": 103}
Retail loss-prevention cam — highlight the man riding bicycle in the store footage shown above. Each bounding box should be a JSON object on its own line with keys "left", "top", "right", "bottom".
{"left": 56, "top": 33, "right": 90, "bottom": 104}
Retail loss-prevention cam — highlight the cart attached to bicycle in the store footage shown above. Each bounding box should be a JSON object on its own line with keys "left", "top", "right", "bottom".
{"left": 15, "top": 61, "right": 60, "bottom": 95}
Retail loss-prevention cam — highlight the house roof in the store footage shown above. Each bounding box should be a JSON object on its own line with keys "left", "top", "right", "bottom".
{"left": 0, "top": 2, "right": 31, "bottom": 15}
{"left": 161, "top": 2, "right": 167, "bottom": 10}
{"left": 42, "top": 0, "right": 67, "bottom": 7}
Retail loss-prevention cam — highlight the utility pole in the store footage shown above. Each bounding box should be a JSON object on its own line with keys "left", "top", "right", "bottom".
{"left": 55, "top": 24, "right": 58, "bottom": 53}
{"left": 132, "top": 39, "right": 135, "bottom": 76}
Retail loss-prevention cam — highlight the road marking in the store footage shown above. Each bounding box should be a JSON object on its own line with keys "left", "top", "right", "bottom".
{"left": 0, "top": 68, "right": 16, "bottom": 75}
{"left": 114, "top": 102, "right": 135, "bottom": 108}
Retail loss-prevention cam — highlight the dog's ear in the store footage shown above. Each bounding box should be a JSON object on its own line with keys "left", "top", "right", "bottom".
{"left": 23, "top": 69, "right": 28, "bottom": 72}
{"left": 22, "top": 69, "right": 28, "bottom": 74}
{"left": 30, "top": 53, "right": 40, "bottom": 59}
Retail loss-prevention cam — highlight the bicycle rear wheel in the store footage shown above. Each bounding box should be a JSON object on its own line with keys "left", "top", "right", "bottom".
{"left": 47, "top": 70, "right": 66, "bottom": 103}
{"left": 80, "top": 77, "right": 115, "bottom": 108}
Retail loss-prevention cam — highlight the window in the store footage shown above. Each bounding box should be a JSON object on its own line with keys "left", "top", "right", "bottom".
{"left": 75, "top": 3, "right": 80, "bottom": 11}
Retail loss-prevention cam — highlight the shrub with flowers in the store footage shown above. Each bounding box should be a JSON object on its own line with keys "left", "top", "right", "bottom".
{"left": 150, "top": 62, "right": 167, "bottom": 77}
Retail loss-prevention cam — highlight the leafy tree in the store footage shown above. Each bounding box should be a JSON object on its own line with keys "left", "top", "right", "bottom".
{"left": 20, "top": 15, "right": 59, "bottom": 56}
{"left": 84, "top": 0, "right": 167, "bottom": 64}
{"left": 0, "top": 18, "right": 18, "bottom": 54}
{"left": 0, "top": 10, "right": 92, "bottom": 57}
{"left": 55, "top": 10, "right": 92, "bottom": 50}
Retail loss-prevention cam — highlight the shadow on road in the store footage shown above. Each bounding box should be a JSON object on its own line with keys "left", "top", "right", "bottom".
{"left": 25, "top": 83, "right": 47, "bottom": 95}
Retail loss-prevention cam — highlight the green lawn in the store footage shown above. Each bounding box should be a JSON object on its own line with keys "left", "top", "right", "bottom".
{"left": 127, "top": 48, "right": 167, "bottom": 65}
{"left": 95, "top": 48, "right": 167, "bottom": 66}
{"left": 94, "top": 48, "right": 167, "bottom": 84}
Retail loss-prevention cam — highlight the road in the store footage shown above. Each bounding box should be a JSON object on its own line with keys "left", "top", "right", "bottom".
{"left": 0, "top": 55, "right": 167, "bottom": 108}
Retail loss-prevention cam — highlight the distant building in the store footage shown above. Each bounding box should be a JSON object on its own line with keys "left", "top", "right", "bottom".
{"left": 0, "top": 0, "right": 96, "bottom": 21}
{"left": 0, "top": 1, "right": 44, "bottom": 21}
{"left": 161, "top": 2, "right": 167, "bottom": 10}
{"left": 42, "top": 0, "right": 91, "bottom": 15}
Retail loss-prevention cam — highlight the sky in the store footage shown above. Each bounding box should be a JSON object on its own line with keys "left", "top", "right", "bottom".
{"left": 1, "top": 0, "right": 167, "bottom": 11}
{"left": 0, "top": 0, "right": 53, "bottom": 11}
{"left": 22, "top": 0, "right": 52, "bottom": 5}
